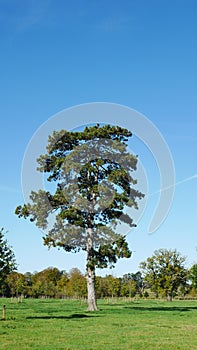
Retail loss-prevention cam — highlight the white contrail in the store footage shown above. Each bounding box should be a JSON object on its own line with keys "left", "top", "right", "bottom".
{"left": 174, "top": 174, "right": 197, "bottom": 186}
{"left": 150, "top": 174, "right": 197, "bottom": 196}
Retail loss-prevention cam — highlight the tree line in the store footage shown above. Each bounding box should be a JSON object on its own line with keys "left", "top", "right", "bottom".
{"left": 2, "top": 267, "right": 143, "bottom": 299}
{"left": 2, "top": 263, "right": 197, "bottom": 300}
{"left": 1, "top": 228, "right": 197, "bottom": 300}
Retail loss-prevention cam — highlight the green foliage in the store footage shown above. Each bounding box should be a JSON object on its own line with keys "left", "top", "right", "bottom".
{"left": 1, "top": 261, "right": 195, "bottom": 300}
{"left": 122, "top": 272, "right": 144, "bottom": 297}
{"left": 15, "top": 124, "right": 144, "bottom": 310}
{"left": 100, "top": 275, "right": 122, "bottom": 298}
{"left": 15, "top": 124, "right": 143, "bottom": 268}
{"left": 0, "top": 264, "right": 145, "bottom": 299}
{"left": 6, "top": 272, "right": 27, "bottom": 297}
{"left": 66, "top": 268, "right": 87, "bottom": 298}
{"left": 87, "top": 235, "right": 131, "bottom": 270}
{"left": 140, "top": 249, "right": 188, "bottom": 301}
{"left": 0, "top": 228, "right": 17, "bottom": 295}
{"left": 189, "top": 263, "right": 197, "bottom": 291}
{"left": 31, "top": 267, "right": 62, "bottom": 298}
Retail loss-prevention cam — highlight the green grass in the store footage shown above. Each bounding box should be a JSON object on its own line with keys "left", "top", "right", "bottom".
{"left": 0, "top": 298, "right": 197, "bottom": 349}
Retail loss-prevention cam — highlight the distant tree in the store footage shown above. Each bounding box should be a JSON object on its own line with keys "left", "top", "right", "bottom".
{"left": 0, "top": 228, "right": 17, "bottom": 296}
{"left": 140, "top": 249, "right": 188, "bottom": 301}
{"left": 15, "top": 124, "right": 144, "bottom": 310}
{"left": 6, "top": 272, "right": 27, "bottom": 297}
{"left": 177, "top": 279, "right": 191, "bottom": 298}
{"left": 121, "top": 273, "right": 136, "bottom": 297}
{"left": 132, "top": 271, "right": 145, "bottom": 295}
{"left": 23, "top": 272, "right": 34, "bottom": 297}
{"left": 31, "top": 273, "right": 44, "bottom": 297}
{"left": 103, "top": 275, "right": 121, "bottom": 298}
{"left": 56, "top": 271, "right": 69, "bottom": 298}
{"left": 121, "top": 272, "right": 144, "bottom": 297}
{"left": 66, "top": 268, "right": 86, "bottom": 298}
{"left": 95, "top": 276, "right": 107, "bottom": 298}
{"left": 31, "top": 267, "right": 61, "bottom": 297}
{"left": 190, "top": 264, "right": 197, "bottom": 292}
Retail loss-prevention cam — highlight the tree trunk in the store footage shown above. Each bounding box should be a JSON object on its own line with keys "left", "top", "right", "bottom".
{"left": 86, "top": 264, "right": 97, "bottom": 311}
{"left": 86, "top": 227, "right": 98, "bottom": 311}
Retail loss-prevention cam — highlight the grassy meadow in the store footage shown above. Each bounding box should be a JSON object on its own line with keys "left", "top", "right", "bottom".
{"left": 0, "top": 298, "right": 197, "bottom": 349}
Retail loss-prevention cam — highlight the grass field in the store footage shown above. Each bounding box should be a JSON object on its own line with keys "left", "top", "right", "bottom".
{"left": 0, "top": 298, "right": 197, "bottom": 349}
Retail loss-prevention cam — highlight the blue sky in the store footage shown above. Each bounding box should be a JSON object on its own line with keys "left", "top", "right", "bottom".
{"left": 0, "top": 0, "right": 196, "bottom": 276}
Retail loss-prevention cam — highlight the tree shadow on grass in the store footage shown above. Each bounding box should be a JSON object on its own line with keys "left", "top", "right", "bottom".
{"left": 26, "top": 313, "right": 100, "bottom": 320}
{"left": 124, "top": 306, "right": 197, "bottom": 312}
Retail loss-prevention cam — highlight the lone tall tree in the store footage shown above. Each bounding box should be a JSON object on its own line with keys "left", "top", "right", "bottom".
{"left": 16, "top": 124, "right": 144, "bottom": 310}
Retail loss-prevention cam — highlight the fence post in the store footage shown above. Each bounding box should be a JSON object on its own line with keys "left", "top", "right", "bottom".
{"left": 2, "top": 305, "right": 6, "bottom": 320}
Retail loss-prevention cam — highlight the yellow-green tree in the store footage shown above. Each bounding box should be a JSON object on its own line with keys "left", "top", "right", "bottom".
{"left": 140, "top": 249, "right": 188, "bottom": 301}
{"left": 6, "top": 272, "right": 27, "bottom": 297}
{"left": 31, "top": 267, "right": 61, "bottom": 297}
{"left": 66, "top": 268, "right": 87, "bottom": 298}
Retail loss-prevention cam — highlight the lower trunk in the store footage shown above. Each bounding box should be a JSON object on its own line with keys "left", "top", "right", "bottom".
{"left": 86, "top": 265, "right": 98, "bottom": 311}
{"left": 86, "top": 226, "right": 98, "bottom": 311}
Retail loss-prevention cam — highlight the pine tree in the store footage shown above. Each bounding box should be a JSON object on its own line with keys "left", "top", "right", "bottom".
{"left": 16, "top": 124, "right": 144, "bottom": 310}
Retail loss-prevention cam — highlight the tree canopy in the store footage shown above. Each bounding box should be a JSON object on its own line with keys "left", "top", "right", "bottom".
{"left": 15, "top": 124, "right": 144, "bottom": 310}
{"left": 140, "top": 248, "right": 188, "bottom": 301}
